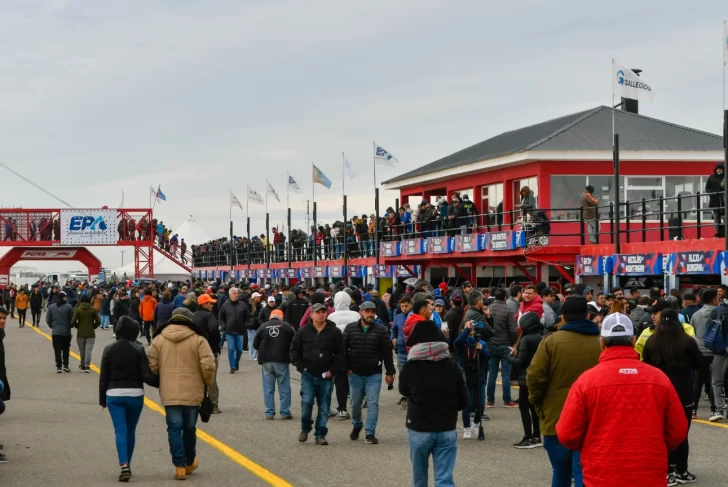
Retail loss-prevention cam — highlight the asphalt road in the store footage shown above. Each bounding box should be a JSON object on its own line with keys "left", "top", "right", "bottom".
{"left": 1, "top": 311, "right": 727, "bottom": 486}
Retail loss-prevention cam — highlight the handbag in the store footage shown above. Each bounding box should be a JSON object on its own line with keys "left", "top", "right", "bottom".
{"left": 199, "top": 388, "right": 213, "bottom": 423}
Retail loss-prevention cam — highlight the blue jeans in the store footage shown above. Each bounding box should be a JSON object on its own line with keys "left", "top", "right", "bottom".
{"left": 462, "top": 382, "right": 486, "bottom": 427}
{"left": 262, "top": 362, "right": 291, "bottom": 417}
{"left": 101, "top": 315, "right": 110, "bottom": 329}
{"left": 300, "top": 370, "right": 333, "bottom": 438}
{"left": 106, "top": 395, "right": 144, "bottom": 466}
{"left": 165, "top": 405, "right": 198, "bottom": 468}
{"left": 349, "top": 373, "right": 382, "bottom": 436}
{"left": 543, "top": 435, "right": 583, "bottom": 487}
{"left": 407, "top": 429, "right": 457, "bottom": 487}
{"left": 487, "top": 344, "right": 512, "bottom": 403}
{"left": 247, "top": 329, "right": 258, "bottom": 360}
{"left": 226, "top": 334, "right": 243, "bottom": 370}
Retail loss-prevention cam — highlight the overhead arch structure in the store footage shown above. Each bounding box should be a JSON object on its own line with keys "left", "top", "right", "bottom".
{"left": 0, "top": 247, "right": 101, "bottom": 286}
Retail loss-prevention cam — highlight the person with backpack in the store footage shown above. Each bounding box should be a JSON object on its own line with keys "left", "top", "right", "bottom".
{"left": 690, "top": 289, "right": 722, "bottom": 422}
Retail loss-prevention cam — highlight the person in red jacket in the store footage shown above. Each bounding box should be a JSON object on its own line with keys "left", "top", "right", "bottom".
{"left": 518, "top": 285, "right": 544, "bottom": 321}
{"left": 403, "top": 297, "right": 434, "bottom": 352}
{"left": 556, "top": 313, "right": 688, "bottom": 487}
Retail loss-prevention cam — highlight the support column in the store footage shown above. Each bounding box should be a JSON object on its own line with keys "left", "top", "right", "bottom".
{"left": 540, "top": 263, "right": 550, "bottom": 285}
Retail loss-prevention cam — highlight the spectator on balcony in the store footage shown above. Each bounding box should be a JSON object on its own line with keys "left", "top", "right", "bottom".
{"left": 399, "top": 207, "right": 412, "bottom": 237}
{"left": 580, "top": 185, "right": 599, "bottom": 245}
{"left": 448, "top": 197, "right": 467, "bottom": 237}
{"left": 53, "top": 218, "right": 61, "bottom": 241}
{"left": 517, "top": 186, "right": 536, "bottom": 217}
{"left": 417, "top": 201, "right": 436, "bottom": 239}
{"left": 461, "top": 195, "right": 479, "bottom": 233}
{"left": 705, "top": 163, "right": 725, "bottom": 235}
{"left": 29, "top": 220, "right": 37, "bottom": 241}
{"left": 436, "top": 197, "right": 449, "bottom": 236}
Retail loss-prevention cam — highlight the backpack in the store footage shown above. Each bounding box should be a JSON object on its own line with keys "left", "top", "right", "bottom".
{"left": 705, "top": 307, "right": 728, "bottom": 354}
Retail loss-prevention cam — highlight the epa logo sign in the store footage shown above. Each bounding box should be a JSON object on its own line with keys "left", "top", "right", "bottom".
{"left": 69, "top": 216, "right": 107, "bottom": 231}
{"left": 61, "top": 209, "right": 116, "bottom": 245}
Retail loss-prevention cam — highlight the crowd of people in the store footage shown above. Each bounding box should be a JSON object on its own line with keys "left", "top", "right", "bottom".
{"left": 1, "top": 274, "right": 727, "bottom": 485}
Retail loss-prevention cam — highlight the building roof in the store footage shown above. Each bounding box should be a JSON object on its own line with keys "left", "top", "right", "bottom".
{"left": 383, "top": 106, "right": 723, "bottom": 185}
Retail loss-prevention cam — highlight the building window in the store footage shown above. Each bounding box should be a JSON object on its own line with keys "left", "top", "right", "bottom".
{"left": 550, "top": 176, "right": 585, "bottom": 220}
{"left": 513, "top": 177, "right": 538, "bottom": 210}
{"left": 481, "top": 183, "right": 504, "bottom": 226}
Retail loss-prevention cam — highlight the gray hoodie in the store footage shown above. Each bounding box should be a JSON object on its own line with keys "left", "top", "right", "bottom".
{"left": 690, "top": 304, "right": 716, "bottom": 356}
{"left": 46, "top": 302, "right": 75, "bottom": 337}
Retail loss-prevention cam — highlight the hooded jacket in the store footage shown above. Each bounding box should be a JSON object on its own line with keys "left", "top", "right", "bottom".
{"left": 47, "top": 301, "right": 75, "bottom": 337}
{"left": 690, "top": 304, "right": 717, "bottom": 356}
{"left": 285, "top": 295, "right": 309, "bottom": 330}
{"left": 706, "top": 163, "right": 725, "bottom": 207}
{"left": 328, "top": 292, "right": 361, "bottom": 332}
{"left": 403, "top": 313, "right": 427, "bottom": 351}
{"left": 98, "top": 317, "right": 159, "bottom": 407}
{"left": 454, "top": 327, "right": 488, "bottom": 386}
{"left": 519, "top": 294, "right": 544, "bottom": 320}
{"left": 29, "top": 290, "right": 44, "bottom": 310}
{"left": 154, "top": 298, "right": 176, "bottom": 328}
{"left": 147, "top": 316, "right": 215, "bottom": 406}
{"left": 139, "top": 294, "right": 157, "bottom": 322}
{"left": 71, "top": 302, "right": 101, "bottom": 338}
{"left": 192, "top": 307, "right": 221, "bottom": 356}
{"left": 506, "top": 312, "right": 543, "bottom": 386}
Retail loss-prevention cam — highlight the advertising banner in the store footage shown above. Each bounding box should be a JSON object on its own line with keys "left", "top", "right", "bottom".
{"left": 20, "top": 249, "right": 79, "bottom": 259}
{"left": 665, "top": 251, "right": 722, "bottom": 275}
{"left": 313, "top": 265, "right": 327, "bottom": 278}
{"left": 402, "top": 238, "right": 425, "bottom": 255}
{"left": 347, "top": 265, "right": 361, "bottom": 277}
{"left": 428, "top": 236, "right": 453, "bottom": 254}
{"left": 394, "top": 265, "right": 419, "bottom": 278}
{"left": 279, "top": 268, "right": 298, "bottom": 279}
{"left": 485, "top": 231, "right": 521, "bottom": 251}
{"left": 60, "top": 209, "right": 118, "bottom": 245}
{"left": 328, "top": 265, "right": 344, "bottom": 278}
{"left": 577, "top": 255, "right": 605, "bottom": 276}
{"left": 613, "top": 253, "right": 663, "bottom": 276}
{"left": 261, "top": 269, "right": 274, "bottom": 279}
{"left": 380, "top": 241, "right": 400, "bottom": 257}
{"left": 299, "top": 267, "right": 313, "bottom": 279}
{"left": 372, "top": 265, "right": 392, "bottom": 278}
{"left": 455, "top": 234, "right": 481, "bottom": 252}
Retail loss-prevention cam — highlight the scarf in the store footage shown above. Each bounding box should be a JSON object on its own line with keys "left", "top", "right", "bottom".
{"left": 407, "top": 341, "right": 450, "bottom": 362}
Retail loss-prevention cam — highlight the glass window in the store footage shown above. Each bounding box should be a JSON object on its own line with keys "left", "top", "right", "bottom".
{"left": 665, "top": 176, "right": 703, "bottom": 220}
{"left": 550, "top": 176, "right": 585, "bottom": 220}
{"left": 513, "top": 177, "right": 538, "bottom": 210}
{"left": 481, "top": 183, "right": 504, "bottom": 226}
{"left": 627, "top": 177, "right": 662, "bottom": 187}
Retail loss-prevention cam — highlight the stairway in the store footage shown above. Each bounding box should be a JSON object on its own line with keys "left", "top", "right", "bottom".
{"left": 153, "top": 242, "right": 192, "bottom": 273}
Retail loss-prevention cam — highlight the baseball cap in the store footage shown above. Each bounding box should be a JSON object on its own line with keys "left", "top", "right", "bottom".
{"left": 434, "top": 299, "right": 445, "bottom": 307}
{"left": 198, "top": 294, "right": 217, "bottom": 306}
{"left": 251, "top": 292, "right": 262, "bottom": 299}
{"left": 359, "top": 301, "right": 376, "bottom": 310}
{"left": 462, "top": 281, "right": 472, "bottom": 288}
{"left": 645, "top": 299, "right": 668, "bottom": 313}
{"left": 600, "top": 313, "right": 634, "bottom": 337}
{"left": 267, "top": 296, "right": 276, "bottom": 303}
{"left": 311, "top": 303, "right": 327, "bottom": 312}
{"left": 167, "top": 283, "right": 174, "bottom": 289}
{"left": 265, "top": 284, "right": 271, "bottom": 290}
{"left": 270, "top": 309, "right": 284, "bottom": 319}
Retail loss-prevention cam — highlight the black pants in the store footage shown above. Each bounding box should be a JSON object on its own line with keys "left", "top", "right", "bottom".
{"left": 52, "top": 335, "right": 71, "bottom": 368}
{"left": 693, "top": 355, "right": 715, "bottom": 412}
{"left": 518, "top": 384, "right": 540, "bottom": 439}
{"left": 31, "top": 308, "right": 41, "bottom": 325}
{"left": 335, "top": 373, "right": 349, "bottom": 412}
{"left": 669, "top": 406, "right": 693, "bottom": 474}
{"left": 142, "top": 321, "right": 154, "bottom": 343}
{"left": 17, "top": 308, "right": 27, "bottom": 325}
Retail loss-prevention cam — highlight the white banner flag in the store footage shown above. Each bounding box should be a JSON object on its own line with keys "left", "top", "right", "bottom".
{"left": 374, "top": 143, "right": 399, "bottom": 167}
{"left": 723, "top": 22, "right": 728, "bottom": 64}
{"left": 247, "top": 186, "right": 264, "bottom": 205}
{"left": 613, "top": 61, "right": 654, "bottom": 103}
{"left": 230, "top": 191, "right": 243, "bottom": 210}
{"left": 266, "top": 179, "right": 281, "bottom": 202}
{"left": 288, "top": 173, "right": 303, "bottom": 194}
{"left": 344, "top": 159, "right": 356, "bottom": 180}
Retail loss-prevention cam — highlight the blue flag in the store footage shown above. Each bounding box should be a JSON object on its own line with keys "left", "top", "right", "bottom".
{"left": 156, "top": 185, "right": 167, "bottom": 201}
{"left": 312, "top": 164, "right": 332, "bottom": 189}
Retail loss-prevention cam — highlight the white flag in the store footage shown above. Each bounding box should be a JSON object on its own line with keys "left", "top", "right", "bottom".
{"left": 344, "top": 159, "right": 356, "bottom": 180}
{"left": 266, "top": 179, "right": 280, "bottom": 203}
{"left": 374, "top": 143, "right": 399, "bottom": 167}
{"left": 247, "top": 186, "right": 264, "bottom": 205}
{"left": 724, "top": 22, "right": 728, "bottom": 64}
{"left": 613, "top": 61, "right": 654, "bottom": 103}
{"left": 230, "top": 191, "right": 243, "bottom": 210}
{"left": 288, "top": 174, "right": 304, "bottom": 194}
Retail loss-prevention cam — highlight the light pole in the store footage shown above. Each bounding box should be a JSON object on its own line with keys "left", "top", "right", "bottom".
{"left": 120, "top": 250, "right": 125, "bottom": 268}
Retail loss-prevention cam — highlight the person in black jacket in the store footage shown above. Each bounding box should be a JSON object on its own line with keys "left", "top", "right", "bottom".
{"left": 443, "top": 293, "right": 465, "bottom": 352}
{"left": 218, "top": 287, "right": 250, "bottom": 373}
{"left": 705, "top": 162, "right": 725, "bottom": 235}
{"left": 342, "top": 302, "right": 395, "bottom": 444}
{"left": 290, "top": 303, "right": 345, "bottom": 445}
{"left": 369, "top": 290, "right": 390, "bottom": 326}
{"left": 253, "top": 309, "right": 296, "bottom": 420}
{"left": 113, "top": 292, "right": 130, "bottom": 323}
{"left": 448, "top": 196, "right": 467, "bottom": 237}
{"left": 453, "top": 319, "right": 488, "bottom": 440}
{"left": 98, "top": 316, "right": 159, "bottom": 482}
{"left": 243, "top": 292, "right": 260, "bottom": 361}
{"left": 192, "top": 294, "right": 222, "bottom": 414}
{"left": 507, "top": 312, "right": 543, "bottom": 448}
{"left": 284, "top": 288, "right": 308, "bottom": 331}
{"left": 399, "top": 319, "right": 467, "bottom": 487}
{"left": 29, "top": 285, "right": 44, "bottom": 326}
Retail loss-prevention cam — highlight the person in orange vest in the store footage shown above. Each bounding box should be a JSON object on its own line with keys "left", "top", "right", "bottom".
{"left": 139, "top": 289, "right": 158, "bottom": 345}
{"left": 15, "top": 288, "right": 29, "bottom": 328}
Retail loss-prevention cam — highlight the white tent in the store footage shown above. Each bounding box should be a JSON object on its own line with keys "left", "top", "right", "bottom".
{"left": 172, "top": 215, "right": 212, "bottom": 246}
{"left": 110, "top": 251, "right": 191, "bottom": 281}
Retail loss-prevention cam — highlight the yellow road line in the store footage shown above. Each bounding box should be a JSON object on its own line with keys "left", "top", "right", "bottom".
{"left": 24, "top": 323, "right": 293, "bottom": 487}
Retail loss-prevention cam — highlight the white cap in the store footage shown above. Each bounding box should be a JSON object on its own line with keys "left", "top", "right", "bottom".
{"left": 265, "top": 284, "right": 271, "bottom": 290}
{"left": 251, "top": 292, "right": 262, "bottom": 299}
{"left": 267, "top": 296, "right": 275, "bottom": 303}
{"left": 167, "top": 283, "right": 174, "bottom": 289}
{"left": 601, "top": 313, "right": 634, "bottom": 338}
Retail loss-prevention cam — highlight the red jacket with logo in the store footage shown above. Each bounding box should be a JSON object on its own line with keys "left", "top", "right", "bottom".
{"left": 556, "top": 346, "right": 688, "bottom": 487}
{"left": 518, "top": 294, "right": 544, "bottom": 319}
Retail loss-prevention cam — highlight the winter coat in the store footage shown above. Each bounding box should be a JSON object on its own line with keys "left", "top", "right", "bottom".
{"left": 506, "top": 316, "right": 543, "bottom": 386}
{"left": 253, "top": 318, "right": 296, "bottom": 364}
{"left": 690, "top": 304, "right": 718, "bottom": 356}
{"left": 114, "top": 298, "right": 130, "bottom": 319}
{"left": 192, "top": 307, "right": 221, "bottom": 356}
{"left": 101, "top": 297, "right": 111, "bottom": 316}
{"left": 218, "top": 299, "right": 250, "bottom": 336}
{"left": 71, "top": 302, "right": 101, "bottom": 338}
{"left": 462, "top": 306, "right": 495, "bottom": 341}
{"left": 139, "top": 295, "right": 157, "bottom": 322}
{"left": 556, "top": 346, "right": 688, "bottom": 487}
{"left": 519, "top": 190, "right": 536, "bottom": 212}
{"left": 343, "top": 321, "right": 395, "bottom": 376}
{"left": 705, "top": 163, "right": 725, "bottom": 207}
{"left": 630, "top": 306, "right": 652, "bottom": 338}
{"left": 443, "top": 306, "right": 465, "bottom": 350}
{"left": 29, "top": 291, "right": 44, "bottom": 311}
{"left": 526, "top": 319, "right": 602, "bottom": 436}
{"left": 129, "top": 296, "right": 141, "bottom": 322}
{"left": 289, "top": 320, "right": 345, "bottom": 376}
{"left": 488, "top": 300, "right": 518, "bottom": 346}
{"left": 390, "top": 311, "right": 409, "bottom": 356}
{"left": 642, "top": 334, "right": 702, "bottom": 407}
{"left": 579, "top": 190, "right": 599, "bottom": 219}
{"left": 518, "top": 295, "right": 544, "bottom": 320}
{"left": 147, "top": 319, "right": 215, "bottom": 406}
{"left": 328, "top": 292, "right": 361, "bottom": 332}
{"left": 91, "top": 294, "right": 103, "bottom": 312}
{"left": 285, "top": 297, "right": 309, "bottom": 330}
{"left": 154, "top": 299, "right": 176, "bottom": 328}
{"left": 15, "top": 292, "right": 28, "bottom": 310}
{"left": 635, "top": 323, "right": 695, "bottom": 360}
{"left": 454, "top": 328, "right": 488, "bottom": 386}
{"left": 0, "top": 329, "right": 9, "bottom": 401}
{"left": 46, "top": 302, "right": 75, "bottom": 337}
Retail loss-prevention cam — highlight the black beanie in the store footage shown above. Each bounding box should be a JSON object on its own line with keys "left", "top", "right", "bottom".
{"left": 585, "top": 185, "right": 595, "bottom": 193}
{"left": 519, "top": 311, "right": 542, "bottom": 332}
{"left": 406, "top": 320, "right": 446, "bottom": 347}
{"left": 561, "top": 296, "right": 588, "bottom": 321}
{"left": 311, "top": 292, "right": 327, "bottom": 305}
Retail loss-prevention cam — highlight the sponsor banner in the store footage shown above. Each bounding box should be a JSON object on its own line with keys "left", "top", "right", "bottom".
{"left": 613, "top": 253, "right": 662, "bottom": 276}
{"left": 202, "top": 270, "right": 208, "bottom": 279}
{"left": 0, "top": 275, "right": 8, "bottom": 286}
{"left": 380, "top": 241, "right": 400, "bottom": 257}
{"left": 455, "top": 234, "right": 481, "bottom": 252}
{"left": 262, "top": 269, "right": 274, "bottom": 279}
{"left": 577, "top": 255, "right": 604, "bottom": 276}
{"left": 347, "top": 265, "right": 361, "bottom": 277}
{"left": 329, "top": 265, "right": 344, "bottom": 278}
{"left": 279, "top": 268, "right": 298, "bottom": 279}
{"left": 61, "top": 209, "right": 117, "bottom": 245}
{"left": 665, "top": 251, "right": 722, "bottom": 275}
{"left": 394, "top": 265, "right": 419, "bottom": 278}
{"left": 20, "top": 249, "right": 78, "bottom": 259}
{"left": 428, "top": 236, "right": 453, "bottom": 254}
{"left": 299, "top": 267, "right": 313, "bottom": 279}
{"left": 313, "top": 265, "right": 327, "bottom": 278}
{"left": 402, "top": 238, "right": 424, "bottom": 255}
{"left": 372, "top": 265, "right": 392, "bottom": 278}
{"left": 486, "top": 231, "right": 517, "bottom": 251}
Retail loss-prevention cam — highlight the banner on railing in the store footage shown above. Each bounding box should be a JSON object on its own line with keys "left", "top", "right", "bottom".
{"left": 279, "top": 268, "right": 298, "bottom": 279}
{"left": 261, "top": 269, "right": 274, "bottom": 279}
{"left": 372, "top": 265, "right": 392, "bottom": 278}
{"left": 211, "top": 270, "right": 217, "bottom": 279}
{"left": 313, "top": 265, "right": 327, "bottom": 278}
{"left": 347, "top": 265, "right": 362, "bottom": 277}
{"left": 329, "top": 265, "right": 344, "bottom": 278}
{"left": 240, "top": 269, "right": 257, "bottom": 279}
{"left": 664, "top": 251, "right": 723, "bottom": 275}
{"left": 60, "top": 209, "right": 118, "bottom": 245}
{"left": 455, "top": 234, "right": 482, "bottom": 252}
{"left": 613, "top": 253, "right": 662, "bottom": 276}
{"left": 485, "top": 231, "right": 523, "bottom": 251}
{"left": 428, "top": 236, "right": 453, "bottom": 254}
{"left": 299, "top": 267, "right": 313, "bottom": 279}
{"left": 380, "top": 241, "right": 400, "bottom": 257}
{"left": 394, "top": 265, "right": 419, "bottom": 278}
{"left": 402, "top": 238, "right": 425, "bottom": 255}
{"left": 576, "top": 255, "right": 607, "bottom": 276}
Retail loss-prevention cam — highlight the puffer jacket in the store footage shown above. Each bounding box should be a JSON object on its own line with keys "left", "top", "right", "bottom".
{"left": 706, "top": 163, "right": 724, "bottom": 207}
{"left": 506, "top": 313, "right": 543, "bottom": 386}
{"left": 29, "top": 291, "right": 44, "bottom": 310}
{"left": 690, "top": 304, "right": 717, "bottom": 356}
{"left": 556, "top": 346, "right": 688, "bottom": 487}
{"left": 328, "top": 292, "right": 361, "bottom": 332}
{"left": 15, "top": 292, "right": 28, "bottom": 310}
{"left": 630, "top": 306, "right": 652, "bottom": 338}
{"left": 47, "top": 302, "right": 75, "bottom": 337}
{"left": 139, "top": 295, "right": 157, "bottom": 322}
{"left": 343, "top": 321, "right": 395, "bottom": 377}
{"left": 71, "top": 302, "right": 101, "bottom": 338}
{"left": 488, "top": 300, "right": 518, "bottom": 346}
{"left": 147, "top": 318, "right": 215, "bottom": 406}
{"left": 518, "top": 295, "right": 544, "bottom": 319}
{"left": 462, "top": 306, "right": 495, "bottom": 341}
{"left": 154, "top": 298, "right": 176, "bottom": 328}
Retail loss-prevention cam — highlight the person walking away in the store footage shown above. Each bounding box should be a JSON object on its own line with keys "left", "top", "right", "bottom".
{"left": 128, "top": 290, "right": 142, "bottom": 330}
{"left": 556, "top": 313, "right": 688, "bottom": 487}
{"left": 507, "top": 312, "right": 543, "bottom": 448}
{"left": 343, "top": 301, "right": 395, "bottom": 444}
{"left": 192, "top": 294, "right": 222, "bottom": 414}
{"left": 244, "top": 292, "right": 260, "bottom": 360}
{"left": 328, "top": 291, "right": 360, "bottom": 420}
{"left": 486, "top": 288, "right": 518, "bottom": 408}
{"left": 114, "top": 291, "right": 130, "bottom": 335}
{"left": 579, "top": 185, "right": 599, "bottom": 244}
{"left": 173, "top": 286, "right": 188, "bottom": 309}
{"left": 642, "top": 309, "right": 702, "bottom": 485}
{"left": 154, "top": 291, "right": 176, "bottom": 337}
{"left": 705, "top": 163, "right": 725, "bottom": 236}
{"left": 29, "top": 285, "right": 43, "bottom": 327}
{"left": 47, "top": 291, "right": 75, "bottom": 373}
{"left": 138, "top": 289, "right": 158, "bottom": 346}
{"left": 285, "top": 287, "right": 308, "bottom": 331}
{"left": 399, "top": 320, "right": 467, "bottom": 487}
{"left": 99, "top": 316, "right": 160, "bottom": 481}
{"left": 100, "top": 293, "right": 112, "bottom": 330}
{"left": 290, "top": 303, "right": 345, "bottom": 445}
{"left": 15, "top": 288, "right": 28, "bottom": 327}
{"left": 634, "top": 299, "right": 695, "bottom": 360}
{"left": 71, "top": 295, "right": 100, "bottom": 372}
{"left": 218, "top": 287, "right": 249, "bottom": 373}
{"left": 689, "top": 289, "right": 720, "bottom": 421}
{"left": 391, "top": 296, "right": 412, "bottom": 406}
{"left": 527, "top": 296, "right": 601, "bottom": 487}
{"left": 453, "top": 319, "right": 487, "bottom": 440}
{"left": 253, "top": 309, "right": 296, "bottom": 420}
{"left": 0, "top": 305, "right": 9, "bottom": 431}
{"left": 148, "top": 308, "right": 215, "bottom": 480}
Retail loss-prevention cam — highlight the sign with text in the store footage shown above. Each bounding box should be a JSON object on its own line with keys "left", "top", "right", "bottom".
{"left": 261, "top": 269, "right": 274, "bottom": 279}
{"left": 328, "top": 265, "right": 344, "bottom": 278}
{"left": 380, "top": 241, "right": 400, "bottom": 257}
{"left": 20, "top": 249, "right": 78, "bottom": 259}
{"left": 613, "top": 253, "right": 662, "bottom": 276}
{"left": 402, "top": 238, "right": 425, "bottom": 255}
{"left": 667, "top": 251, "right": 722, "bottom": 275}
{"left": 279, "top": 268, "right": 298, "bottom": 279}
{"left": 313, "top": 266, "right": 327, "bottom": 278}
{"left": 455, "top": 234, "right": 482, "bottom": 252}
{"left": 485, "top": 231, "right": 519, "bottom": 251}
{"left": 372, "top": 265, "right": 392, "bottom": 278}
{"left": 299, "top": 267, "right": 313, "bottom": 279}
{"left": 60, "top": 209, "right": 118, "bottom": 245}
{"left": 428, "top": 236, "right": 453, "bottom": 254}
{"left": 576, "top": 255, "right": 604, "bottom": 276}
{"left": 394, "top": 265, "right": 419, "bottom": 278}
{"left": 347, "top": 265, "right": 361, "bottom": 277}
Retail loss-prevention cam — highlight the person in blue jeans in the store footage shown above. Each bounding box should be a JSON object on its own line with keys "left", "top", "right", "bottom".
{"left": 390, "top": 296, "right": 412, "bottom": 406}
{"left": 99, "top": 316, "right": 159, "bottom": 482}
{"left": 252, "top": 309, "right": 296, "bottom": 419}
{"left": 343, "top": 301, "right": 395, "bottom": 444}
{"left": 290, "top": 303, "right": 345, "bottom": 445}
{"left": 399, "top": 319, "right": 466, "bottom": 487}
{"left": 486, "top": 344, "right": 515, "bottom": 407}
{"left": 218, "top": 287, "right": 250, "bottom": 373}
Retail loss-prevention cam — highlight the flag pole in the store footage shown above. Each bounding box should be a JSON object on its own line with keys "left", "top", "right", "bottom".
{"left": 286, "top": 171, "right": 290, "bottom": 209}
{"left": 342, "top": 151, "right": 345, "bottom": 199}
{"left": 312, "top": 162, "right": 315, "bottom": 228}
{"left": 723, "top": 20, "right": 726, "bottom": 115}
{"left": 612, "top": 58, "right": 621, "bottom": 255}
{"left": 372, "top": 141, "right": 377, "bottom": 194}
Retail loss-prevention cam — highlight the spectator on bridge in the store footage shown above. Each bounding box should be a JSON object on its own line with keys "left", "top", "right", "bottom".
{"left": 47, "top": 291, "right": 74, "bottom": 373}
{"left": 14, "top": 288, "right": 28, "bottom": 327}
{"left": 580, "top": 185, "right": 599, "bottom": 245}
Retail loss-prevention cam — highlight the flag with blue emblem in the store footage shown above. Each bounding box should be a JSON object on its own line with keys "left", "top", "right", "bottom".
{"left": 152, "top": 185, "right": 167, "bottom": 202}
{"left": 266, "top": 179, "right": 281, "bottom": 203}
{"left": 374, "top": 143, "right": 399, "bottom": 167}
{"left": 612, "top": 60, "right": 654, "bottom": 103}
{"left": 312, "top": 164, "right": 332, "bottom": 189}
{"left": 288, "top": 174, "right": 303, "bottom": 194}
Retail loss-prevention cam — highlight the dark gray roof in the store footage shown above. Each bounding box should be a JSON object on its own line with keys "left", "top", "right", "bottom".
{"left": 383, "top": 106, "right": 723, "bottom": 185}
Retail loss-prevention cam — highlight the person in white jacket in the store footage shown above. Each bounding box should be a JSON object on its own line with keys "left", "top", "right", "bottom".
{"left": 328, "top": 292, "right": 360, "bottom": 419}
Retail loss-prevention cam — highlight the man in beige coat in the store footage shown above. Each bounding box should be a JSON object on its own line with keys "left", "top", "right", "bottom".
{"left": 148, "top": 308, "right": 215, "bottom": 480}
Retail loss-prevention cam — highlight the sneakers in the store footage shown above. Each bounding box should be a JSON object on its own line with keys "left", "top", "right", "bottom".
{"left": 84, "top": 367, "right": 91, "bottom": 373}
{"left": 314, "top": 437, "right": 328, "bottom": 445}
{"left": 365, "top": 435, "right": 378, "bottom": 444}
{"left": 298, "top": 431, "right": 308, "bottom": 443}
{"left": 56, "top": 367, "right": 62, "bottom": 374}
{"left": 504, "top": 401, "right": 519, "bottom": 408}
{"left": 471, "top": 423, "right": 480, "bottom": 436}
{"left": 667, "top": 473, "right": 678, "bottom": 487}
{"left": 485, "top": 402, "right": 495, "bottom": 408}
{"left": 350, "top": 426, "right": 362, "bottom": 441}
{"left": 675, "top": 471, "right": 697, "bottom": 483}
{"left": 328, "top": 408, "right": 338, "bottom": 417}
{"left": 463, "top": 428, "right": 472, "bottom": 439}
{"left": 482, "top": 414, "right": 491, "bottom": 421}
{"left": 174, "top": 467, "right": 186, "bottom": 480}
{"left": 62, "top": 366, "right": 71, "bottom": 373}
{"left": 691, "top": 410, "right": 697, "bottom": 419}
{"left": 185, "top": 457, "right": 199, "bottom": 475}
{"left": 531, "top": 437, "right": 542, "bottom": 447}
{"left": 280, "top": 414, "right": 293, "bottom": 420}
{"left": 265, "top": 415, "right": 275, "bottom": 420}
{"left": 212, "top": 406, "right": 222, "bottom": 414}
{"left": 708, "top": 411, "right": 724, "bottom": 422}
{"left": 0, "top": 453, "right": 7, "bottom": 464}
{"left": 513, "top": 437, "right": 540, "bottom": 449}
{"left": 338, "top": 410, "right": 350, "bottom": 420}
{"left": 119, "top": 466, "right": 131, "bottom": 482}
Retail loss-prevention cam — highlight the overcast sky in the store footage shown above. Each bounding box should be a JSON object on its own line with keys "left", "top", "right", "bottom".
{"left": 1, "top": 1, "right": 726, "bottom": 270}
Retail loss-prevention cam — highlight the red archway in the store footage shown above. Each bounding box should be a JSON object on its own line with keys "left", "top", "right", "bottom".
{"left": 0, "top": 247, "right": 101, "bottom": 287}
